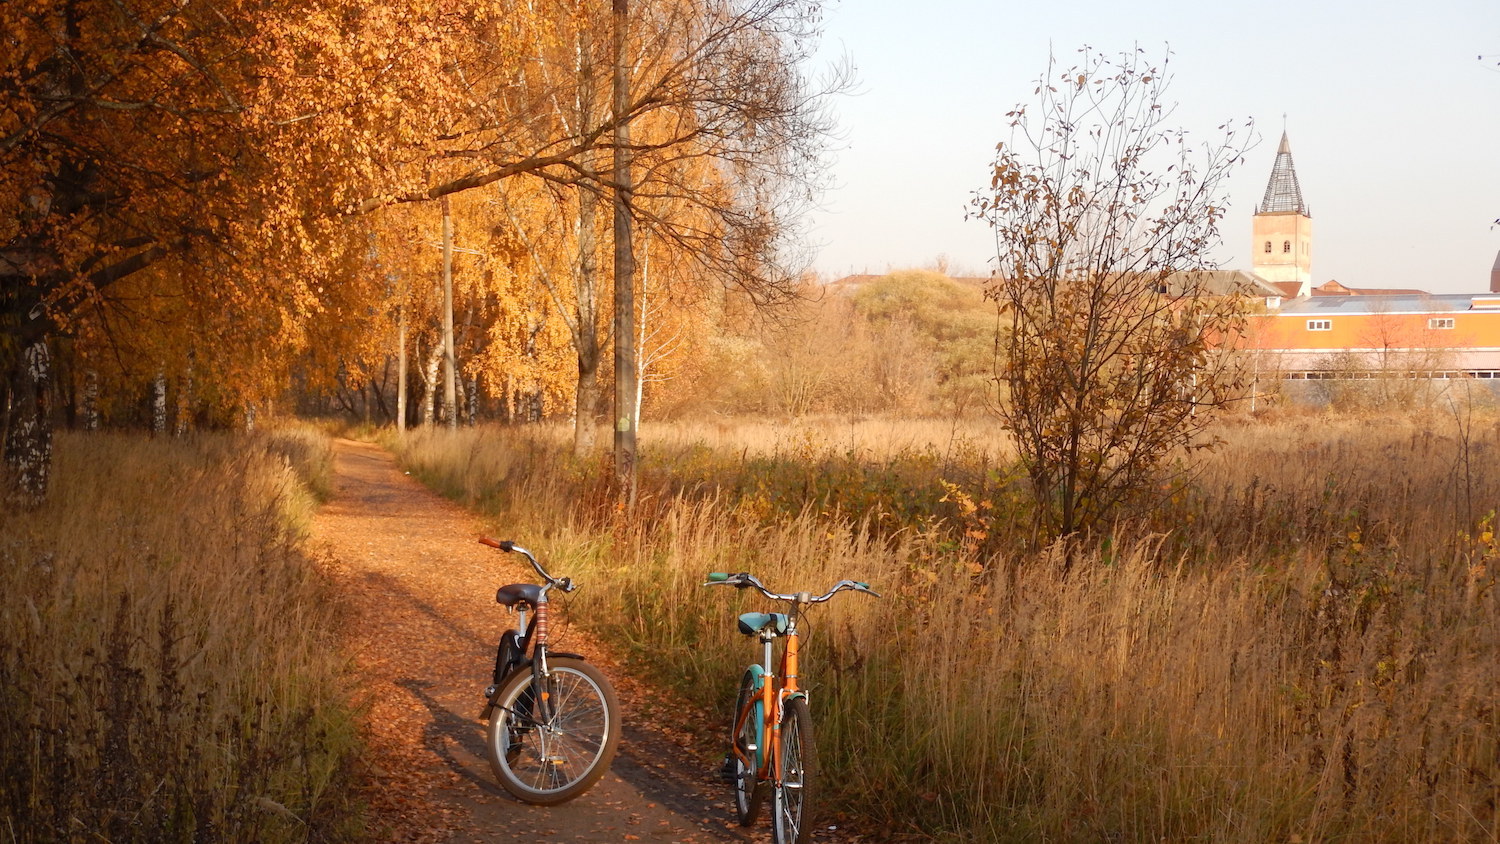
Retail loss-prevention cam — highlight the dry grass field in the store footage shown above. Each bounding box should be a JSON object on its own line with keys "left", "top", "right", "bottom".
{"left": 0, "top": 429, "right": 361, "bottom": 843}
{"left": 393, "top": 410, "right": 1500, "bottom": 842}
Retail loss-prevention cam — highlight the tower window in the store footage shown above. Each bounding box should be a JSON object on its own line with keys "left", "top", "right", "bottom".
{"left": 1264, "top": 241, "right": 1272, "bottom": 253}
{"left": 1428, "top": 318, "right": 1455, "bottom": 330}
{"left": 1283, "top": 240, "right": 1291, "bottom": 253}
{"left": 1307, "top": 319, "right": 1331, "bottom": 331}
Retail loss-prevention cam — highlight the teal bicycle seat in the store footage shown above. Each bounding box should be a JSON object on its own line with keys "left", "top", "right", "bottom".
{"left": 737, "top": 612, "right": 790, "bottom": 636}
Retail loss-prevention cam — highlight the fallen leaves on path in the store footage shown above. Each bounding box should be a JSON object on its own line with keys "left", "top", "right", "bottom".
{"left": 308, "top": 439, "right": 761, "bottom": 843}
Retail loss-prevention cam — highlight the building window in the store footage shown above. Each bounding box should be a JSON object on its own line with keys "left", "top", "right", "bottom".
{"left": 1283, "top": 240, "right": 1291, "bottom": 253}
{"left": 1428, "top": 317, "right": 1455, "bottom": 330}
{"left": 1264, "top": 241, "right": 1272, "bottom": 253}
{"left": 1307, "top": 319, "right": 1331, "bottom": 331}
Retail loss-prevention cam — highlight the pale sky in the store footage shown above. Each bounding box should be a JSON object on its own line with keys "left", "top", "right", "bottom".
{"left": 804, "top": 0, "right": 1500, "bottom": 294}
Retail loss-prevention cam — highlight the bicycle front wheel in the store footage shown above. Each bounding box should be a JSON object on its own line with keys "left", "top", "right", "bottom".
{"left": 772, "top": 697, "right": 817, "bottom": 844}
{"left": 486, "top": 657, "right": 620, "bottom": 805}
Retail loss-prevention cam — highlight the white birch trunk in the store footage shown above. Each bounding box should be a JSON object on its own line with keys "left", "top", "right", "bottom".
{"left": 4, "top": 339, "right": 54, "bottom": 503}
{"left": 396, "top": 304, "right": 408, "bottom": 432}
{"left": 421, "top": 340, "right": 442, "bottom": 427}
{"left": 83, "top": 369, "right": 99, "bottom": 431}
{"left": 151, "top": 372, "right": 167, "bottom": 436}
{"left": 441, "top": 196, "right": 458, "bottom": 430}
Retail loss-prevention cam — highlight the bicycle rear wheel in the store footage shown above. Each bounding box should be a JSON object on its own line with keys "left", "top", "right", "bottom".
{"left": 730, "top": 669, "right": 768, "bottom": 825}
{"left": 772, "top": 697, "right": 817, "bottom": 844}
{"left": 486, "top": 657, "right": 620, "bottom": 805}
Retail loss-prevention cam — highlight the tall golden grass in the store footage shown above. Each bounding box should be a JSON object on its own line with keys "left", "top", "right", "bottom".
{"left": 393, "top": 412, "right": 1499, "bottom": 842}
{"left": 0, "top": 429, "right": 361, "bottom": 842}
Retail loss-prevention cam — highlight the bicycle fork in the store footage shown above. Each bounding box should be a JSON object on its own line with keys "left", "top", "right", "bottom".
{"left": 771, "top": 629, "right": 802, "bottom": 790}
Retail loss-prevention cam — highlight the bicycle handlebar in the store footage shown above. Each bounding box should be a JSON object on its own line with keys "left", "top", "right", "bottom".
{"left": 479, "top": 537, "right": 577, "bottom": 593}
{"left": 703, "top": 571, "right": 881, "bottom": 602}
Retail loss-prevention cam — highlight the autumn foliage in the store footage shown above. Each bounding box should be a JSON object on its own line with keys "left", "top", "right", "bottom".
{"left": 1, "top": 0, "right": 845, "bottom": 498}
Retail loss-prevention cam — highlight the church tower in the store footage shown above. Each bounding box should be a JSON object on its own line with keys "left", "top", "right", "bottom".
{"left": 1252, "top": 132, "right": 1312, "bottom": 296}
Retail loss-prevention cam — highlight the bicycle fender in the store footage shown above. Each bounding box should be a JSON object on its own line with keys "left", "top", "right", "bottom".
{"left": 741, "top": 663, "right": 766, "bottom": 691}
{"left": 740, "top": 665, "right": 768, "bottom": 770}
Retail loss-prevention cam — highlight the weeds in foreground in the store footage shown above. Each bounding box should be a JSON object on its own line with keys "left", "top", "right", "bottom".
{"left": 0, "top": 430, "right": 361, "bottom": 842}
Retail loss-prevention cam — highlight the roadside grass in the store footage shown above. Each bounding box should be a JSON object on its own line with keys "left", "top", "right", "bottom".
{"left": 0, "top": 429, "right": 362, "bottom": 843}
{"left": 392, "top": 413, "right": 1499, "bottom": 842}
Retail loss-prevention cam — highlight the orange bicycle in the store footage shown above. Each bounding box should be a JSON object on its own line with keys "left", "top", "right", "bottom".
{"left": 705, "top": 571, "right": 879, "bottom": 843}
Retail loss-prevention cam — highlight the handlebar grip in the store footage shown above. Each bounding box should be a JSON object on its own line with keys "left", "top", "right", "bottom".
{"left": 854, "top": 581, "right": 870, "bottom": 589}
{"left": 479, "top": 537, "right": 516, "bottom": 552}
{"left": 706, "top": 572, "right": 730, "bottom": 582}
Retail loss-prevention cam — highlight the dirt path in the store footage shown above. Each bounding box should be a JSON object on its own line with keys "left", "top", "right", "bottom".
{"left": 308, "top": 438, "right": 757, "bottom": 843}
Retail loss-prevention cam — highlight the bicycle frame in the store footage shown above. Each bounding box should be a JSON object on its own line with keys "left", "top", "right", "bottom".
{"left": 730, "top": 611, "right": 804, "bottom": 789}
{"left": 479, "top": 539, "right": 584, "bottom": 723}
{"left": 485, "top": 599, "right": 550, "bottom": 717}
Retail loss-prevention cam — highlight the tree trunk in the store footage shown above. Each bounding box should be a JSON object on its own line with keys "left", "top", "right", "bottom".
{"left": 634, "top": 231, "right": 650, "bottom": 433}
{"left": 574, "top": 184, "right": 601, "bottom": 456}
{"left": 612, "top": 0, "right": 637, "bottom": 501}
{"left": 83, "top": 369, "right": 99, "bottom": 431}
{"left": 3, "top": 339, "right": 54, "bottom": 504}
{"left": 421, "top": 339, "right": 443, "bottom": 426}
{"left": 151, "top": 372, "right": 167, "bottom": 436}
{"left": 441, "top": 195, "right": 458, "bottom": 430}
{"left": 396, "top": 303, "right": 408, "bottom": 432}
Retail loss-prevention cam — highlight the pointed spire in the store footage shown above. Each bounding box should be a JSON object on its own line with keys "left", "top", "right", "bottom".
{"left": 1258, "top": 131, "right": 1307, "bottom": 215}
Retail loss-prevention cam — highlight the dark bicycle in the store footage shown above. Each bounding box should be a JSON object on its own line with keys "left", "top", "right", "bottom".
{"left": 477, "top": 538, "right": 620, "bottom": 804}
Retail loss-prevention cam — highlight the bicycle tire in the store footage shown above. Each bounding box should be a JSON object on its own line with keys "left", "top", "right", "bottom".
{"left": 772, "top": 697, "right": 817, "bottom": 844}
{"left": 731, "top": 668, "right": 768, "bottom": 825}
{"left": 485, "top": 656, "right": 620, "bottom": 805}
